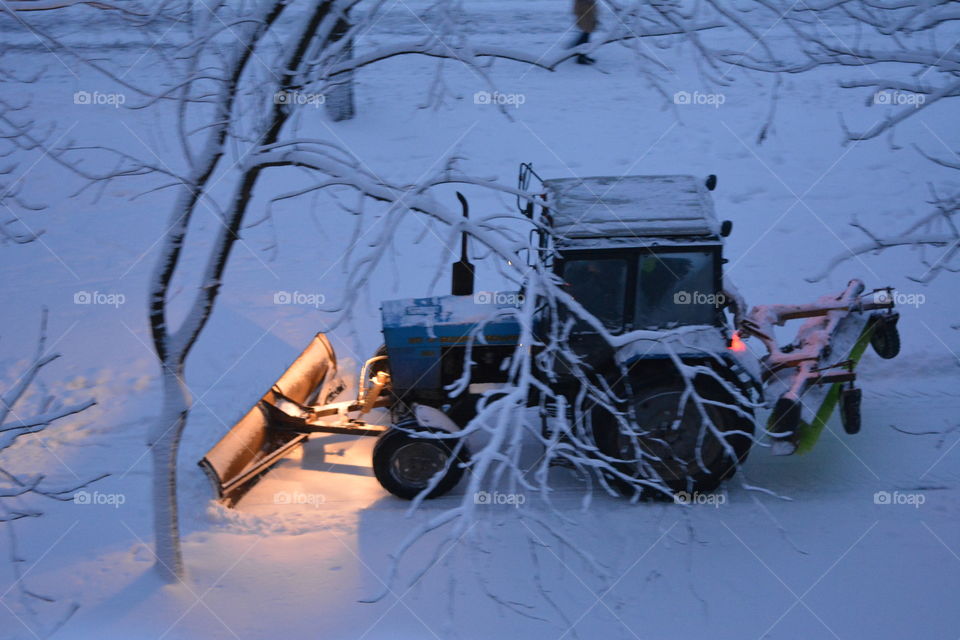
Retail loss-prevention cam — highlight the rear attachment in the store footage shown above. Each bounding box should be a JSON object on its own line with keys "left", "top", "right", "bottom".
{"left": 740, "top": 280, "right": 898, "bottom": 455}
{"left": 199, "top": 333, "right": 391, "bottom": 506}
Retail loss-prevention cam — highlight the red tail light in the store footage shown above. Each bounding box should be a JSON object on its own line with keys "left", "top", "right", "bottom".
{"left": 728, "top": 331, "right": 747, "bottom": 352}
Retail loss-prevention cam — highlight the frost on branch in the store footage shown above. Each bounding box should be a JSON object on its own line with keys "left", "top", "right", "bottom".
{"left": 716, "top": 1, "right": 960, "bottom": 284}
{"left": 809, "top": 188, "right": 960, "bottom": 284}
{"left": 0, "top": 309, "right": 99, "bottom": 638}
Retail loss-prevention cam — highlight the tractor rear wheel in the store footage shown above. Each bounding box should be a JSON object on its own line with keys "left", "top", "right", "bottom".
{"left": 594, "top": 378, "right": 753, "bottom": 497}
{"left": 372, "top": 422, "right": 470, "bottom": 500}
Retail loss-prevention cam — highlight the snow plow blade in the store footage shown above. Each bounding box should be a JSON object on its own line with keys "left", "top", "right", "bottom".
{"left": 199, "top": 333, "right": 338, "bottom": 506}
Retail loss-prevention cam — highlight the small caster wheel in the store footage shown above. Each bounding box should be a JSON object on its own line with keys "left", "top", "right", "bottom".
{"left": 869, "top": 313, "right": 900, "bottom": 360}
{"left": 769, "top": 396, "right": 801, "bottom": 435}
{"left": 840, "top": 387, "right": 862, "bottom": 435}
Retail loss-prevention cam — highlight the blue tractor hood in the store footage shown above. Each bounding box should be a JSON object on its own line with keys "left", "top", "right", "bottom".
{"left": 380, "top": 292, "right": 523, "bottom": 393}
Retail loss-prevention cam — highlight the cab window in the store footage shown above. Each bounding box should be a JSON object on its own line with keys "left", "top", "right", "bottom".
{"left": 635, "top": 251, "right": 717, "bottom": 329}
{"left": 562, "top": 258, "right": 627, "bottom": 332}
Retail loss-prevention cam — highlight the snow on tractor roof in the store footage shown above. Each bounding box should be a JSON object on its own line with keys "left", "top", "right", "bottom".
{"left": 543, "top": 175, "right": 720, "bottom": 245}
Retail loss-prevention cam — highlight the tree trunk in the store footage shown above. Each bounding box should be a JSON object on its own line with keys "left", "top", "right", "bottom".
{"left": 144, "top": 0, "right": 338, "bottom": 583}
{"left": 150, "top": 366, "right": 190, "bottom": 582}
{"left": 325, "top": 13, "right": 354, "bottom": 122}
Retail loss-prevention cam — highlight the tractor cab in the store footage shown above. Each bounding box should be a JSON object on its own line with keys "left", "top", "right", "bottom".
{"left": 542, "top": 175, "right": 728, "bottom": 335}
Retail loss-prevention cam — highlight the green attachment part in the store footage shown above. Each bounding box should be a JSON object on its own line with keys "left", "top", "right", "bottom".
{"left": 793, "top": 321, "right": 876, "bottom": 455}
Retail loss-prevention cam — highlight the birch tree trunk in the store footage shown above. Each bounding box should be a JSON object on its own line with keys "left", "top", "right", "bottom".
{"left": 150, "top": 366, "right": 191, "bottom": 581}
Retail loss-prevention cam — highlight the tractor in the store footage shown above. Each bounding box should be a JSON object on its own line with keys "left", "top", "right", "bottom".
{"left": 200, "top": 168, "right": 900, "bottom": 505}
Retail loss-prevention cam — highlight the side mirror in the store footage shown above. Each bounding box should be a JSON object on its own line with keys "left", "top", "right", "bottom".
{"left": 720, "top": 220, "right": 733, "bottom": 237}
{"left": 705, "top": 174, "right": 718, "bottom": 191}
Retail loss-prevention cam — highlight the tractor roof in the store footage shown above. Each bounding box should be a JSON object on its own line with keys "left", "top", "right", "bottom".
{"left": 542, "top": 175, "right": 720, "bottom": 248}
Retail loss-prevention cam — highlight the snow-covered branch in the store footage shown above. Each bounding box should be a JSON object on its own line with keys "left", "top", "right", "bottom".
{"left": 0, "top": 309, "right": 99, "bottom": 637}
{"left": 809, "top": 190, "right": 960, "bottom": 283}
{"left": 717, "top": 1, "right": 960, "bottom": 284}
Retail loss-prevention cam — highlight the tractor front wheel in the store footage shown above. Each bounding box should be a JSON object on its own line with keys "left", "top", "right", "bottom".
{"left": 372, "top": 422, "right": 470, "bottom": 500}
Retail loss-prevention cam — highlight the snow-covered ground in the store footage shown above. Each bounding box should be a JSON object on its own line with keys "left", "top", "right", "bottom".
{"left": 1, "top": 2, "right": 958, "bottom": 638}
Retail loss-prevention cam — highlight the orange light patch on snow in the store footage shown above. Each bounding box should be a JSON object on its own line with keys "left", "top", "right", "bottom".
{"left": 728, "top": 331, "right": 747, "bottom": 352}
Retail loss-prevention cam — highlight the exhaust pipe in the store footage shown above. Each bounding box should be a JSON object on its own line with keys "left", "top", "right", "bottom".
{"left": 451, "top": 192, "right": 475, "bottom": 296}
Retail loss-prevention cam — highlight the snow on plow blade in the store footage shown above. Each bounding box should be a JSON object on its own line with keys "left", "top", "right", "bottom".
{"left": 199, "top": 333, "right": 338, "bottom": 505}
